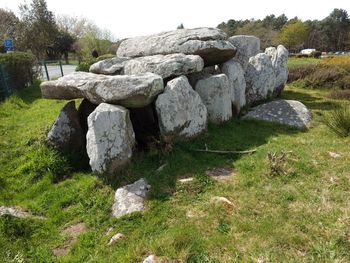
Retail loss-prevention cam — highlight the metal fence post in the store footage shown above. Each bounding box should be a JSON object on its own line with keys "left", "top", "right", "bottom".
{"left": 43, "top": 60, "right": 50, "bottom": 80}
{"left": 59, "top": 60, "right": 64, "bottom": 77}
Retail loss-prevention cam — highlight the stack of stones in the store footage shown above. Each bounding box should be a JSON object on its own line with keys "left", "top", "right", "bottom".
{"left": 41, "top": 27, "right": 289, "bottom": 176}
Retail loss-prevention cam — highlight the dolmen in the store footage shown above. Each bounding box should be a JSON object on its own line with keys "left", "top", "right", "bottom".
{"left": 41, "top": 27, "right": 291, "bottom": 176}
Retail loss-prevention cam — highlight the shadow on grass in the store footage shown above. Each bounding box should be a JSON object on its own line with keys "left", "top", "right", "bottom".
{"left": 101, "top": 118, "right": 301, "bottom": 201}
{"left": 14, "top": 80, "right": 43, "bottom": 105}
{"left": 283, "top": 89, "right": 339, "bottom": 112}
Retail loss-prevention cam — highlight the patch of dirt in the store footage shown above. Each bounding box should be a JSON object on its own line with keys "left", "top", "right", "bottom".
{"left": 53, "top": 222, "right": 86, "bottom": 257}
{"left": 206, "top": 167, "right": 235, "bottom": 182}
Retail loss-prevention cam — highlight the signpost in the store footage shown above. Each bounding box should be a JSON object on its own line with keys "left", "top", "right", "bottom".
{"left": 4, "top": 39, "right": 14, "bottom": 52}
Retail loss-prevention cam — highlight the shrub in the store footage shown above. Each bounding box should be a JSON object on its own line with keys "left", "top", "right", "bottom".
{"left": 321, "top": 56, "right": 350, "bottom": 72}
{"left": 288, "top": 64, "right": 348, "bottom": 89}
{"left": 75, "top": 54, "right": 115, "bottom": 72}
{"left": 310, "top": 51, "right": 322, "bottom": 58}
{"left": 0, "top": 52, "right": 37, "bottom": 90}
{"left": 267, "top": 151, "right": 294, "bottom": 176}
{"left": 296, "top": 53, "right": 309, "bottom": 58}
{"left": 324, "top": 104, "right": 350, "bottom": 137}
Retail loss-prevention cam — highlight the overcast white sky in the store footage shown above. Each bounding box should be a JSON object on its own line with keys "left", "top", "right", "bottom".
{"left": 1, "top": 0, "right": 350, "bottom": 39}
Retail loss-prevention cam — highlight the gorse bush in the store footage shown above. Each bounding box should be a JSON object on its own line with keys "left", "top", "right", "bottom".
{"left": 310, "top": 51, "right": 322, "bottom": 58}
{"left": 324, "top": 104, "right": 350, "bottom": 137}
{"left": 0, "top": 52, "right": 38, "bottom": 90}
{"left": 321, "top": 56, "right": 350, "bottom": 72}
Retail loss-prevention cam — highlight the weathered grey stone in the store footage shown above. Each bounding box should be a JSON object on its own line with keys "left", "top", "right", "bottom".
{"left": 86, "top": 103, "right": 135, "bottom": 175}
{"left": 244, "top": 100, "right": 312, "bottom": 129}
{"left": 0, "top": 206, "right": 45, "bottom": 219}
{"left": 245, "top": 53, "right": 276, "bottom": 104}
{"left": 195, "top": 74, "right": 232, "bottom": 124}
{"left": 41, "top": 72, "right": 164, "bottom": 108}
{"left": 90, "top": 54, "right": 204, "bottom": 79}
{"left": 155, "top": 76, "right": 207, "bottom": 141}
{"left": 228, "top": 35, "right": 260, "bottom": 70}
{"left": 47, "top": 101, "right": 84, "bottom": 152}
{"left": 187, "top": 65, "right": 221, "bottom": 87}
{"left": 220, "top": 59, "right": 246, "bottom": 113}
{"left": 89, "top": 57, "right": 130, "bottom": 75}
{"left": 117, "top": 28, "right": 236, "bottom": 66}
{"left": 265, "top": 45, "right": 289, "bottom": 96}
{"left": 112, "top": 178, "right": 150, "bottom": 218}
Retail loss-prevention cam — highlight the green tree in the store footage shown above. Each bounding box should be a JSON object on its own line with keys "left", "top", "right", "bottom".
{"left": 279, "top": 20, "right": 308, "bottom": 51}
{"left": 19, "top": 0, "right": 59, "bottom": 59}
{"left": 322, "top": 8, "right": 350, "bottom": 51}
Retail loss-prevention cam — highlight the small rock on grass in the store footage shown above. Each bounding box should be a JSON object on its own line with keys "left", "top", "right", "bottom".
{"left": 0, "top": 206, "right": 45, "bottom": 219}
{"left": 206, "top": 167, "right": 235, "bottom": 182}
{"left": 210, "top": 196, "right": 235, "bottom": 208}
{"left": 107, "top": 233, "right": 125, "bottom": 246}
{"left": 328, "top": 151, "right": 341, "bottom": 158}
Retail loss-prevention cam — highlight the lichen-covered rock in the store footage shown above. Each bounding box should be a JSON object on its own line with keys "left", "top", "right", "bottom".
{"left": 228, "top": 35, "right": 260, "bottom": 70}
{"left": 187, "top": 65, "right": 221, "bottom": 87}
{"left": 47, "top": 101, "right": 84, "bottom": 152}
{"left": 117, "top": 28, "right": 236, "bottom": 66}
{"left": 244, "top": 100, "right": 312, "bottom": 129}
{"left": 195, "top": 74, "right": 232, "bottom": 124}
{"left": 220, "top": 59, "right": 246, "bottom": 113}
{"left": 41, "top": 72, "right": 164, "bottom": 108}
{"left": 112, "top": 178, "right": 150, "bottom": 218}
{"left": 245, "top": 53, "right": 276, "bottom": 104}
{"left": 265, "top": 45, "right": 289, "bottom": 96}
{"left": 86, "top": 103, "right": 135, "bottom": 175}
{"left": 90, "top": 54, "right": 204, "bottom": 79}
{"left": 155, "top": 76, "right": 207, "bottom": 141}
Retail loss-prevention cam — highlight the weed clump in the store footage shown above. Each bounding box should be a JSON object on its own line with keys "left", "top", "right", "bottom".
{"left": 267, "top": 150, "right": 295, "bottom": 177}
{"left": 324, "top": 104, "right": 350, "bottom": 137}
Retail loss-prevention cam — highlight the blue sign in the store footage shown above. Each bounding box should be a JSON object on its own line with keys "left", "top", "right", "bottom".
{"left": 4, "top": 39, "right": 14, "bottom": 52}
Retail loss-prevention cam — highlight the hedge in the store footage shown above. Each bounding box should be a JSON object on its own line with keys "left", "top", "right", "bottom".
{"left": 0, "top": 52, "right": 37, "bottom": 90}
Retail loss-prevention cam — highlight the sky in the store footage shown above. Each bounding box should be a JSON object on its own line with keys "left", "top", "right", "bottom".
{"left": 1, "top": 0, "right": 350, "bottom": 39}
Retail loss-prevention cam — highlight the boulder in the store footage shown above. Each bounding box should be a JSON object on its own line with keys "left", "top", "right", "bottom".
{"left": 228, "top": 35, "right": 260, "bottom": 70}
{"left": 243, "top": 100, "right": 312, "bottom": 129}
{"left": 245, "top": 53, "right": 276, "bottom": 104}
{"left": 41, "top": 72, "right": 164, "bottom": 108}
{"left": 220, "top": 59, "right": 246, "bottom": 113}
{"left": 265, "top": 45, "right": 289, "bottom": 96}
{"left": 86, "top": 103, "right": 135, "bottom": 175}
{"left": 112, "top": 178, "right": 150, "bottom": 218}
{"left": 155, "top": 76, "right": 207, "bottom": 141}
{"left": 89, "top": 57, "right": 130, "bottom": 75}
{"left": 195, "top": 74, "right": 232, "bottom": 124}
{"left": 117, "top": 28, "right": 236, "bottom": 66}
{"left": 90, "top": 54, "right": 204, "bottom": 79}
{"left": 187, "top": 65, "right": 221, "bottom": 87}
{"left": 47, "top": 101, "right": 84, "bottom": 152}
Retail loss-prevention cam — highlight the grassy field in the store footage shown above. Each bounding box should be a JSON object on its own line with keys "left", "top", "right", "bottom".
{"left": 288, "top": 57, "right": 321, "bottom": 67}
{"left": 1, "top": 82, "right": 350, "bottom": 262}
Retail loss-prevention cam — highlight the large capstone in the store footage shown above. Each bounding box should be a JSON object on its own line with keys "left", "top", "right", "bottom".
{"left": 155, "top": 76, "right": 207, "bottom": 141}
{"left": 47, "top": 101, "right": 84, "bottom": 152}
{"left": 41, "top": 72, "right": 164, "bottom": 108}
{"left": 86, "top": 103, "right": 135, "bottom": 175}
{"left": 195, "top": 74, "right": 232, "bottom": 124}
{"left": 244, "top": 100, "right": 312, "bottom": 130}
{"left": 117, "top": 28, "right": 236, "bottom": 66}
{"left": 90, "top": 54, "right": 204, "bottom": 79}
{"left": 265, "top": 45, "right": 289, "bottom": 96}
{"left": 220, "top": 59, "right": 246, "bottom": 113}
{"left": 228, "top": 35, "right": 260, "bottom": 70}
{"left": 112, "top": 178, "right": 150, "bottom": 218}
{"left": 245, "top": 53, "right": 276, "bottom": 104}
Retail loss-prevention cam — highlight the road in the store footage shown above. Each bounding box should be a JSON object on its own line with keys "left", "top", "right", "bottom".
{"left": 40, "top": 65, "right": 77, "bottom": 80}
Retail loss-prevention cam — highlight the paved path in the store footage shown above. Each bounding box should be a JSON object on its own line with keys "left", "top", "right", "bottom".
{"left": 40, "top": 65, "right": 77, "bottom": 80}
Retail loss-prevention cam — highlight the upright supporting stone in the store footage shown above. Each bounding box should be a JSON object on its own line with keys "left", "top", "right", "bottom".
{"left": 86, "top": 103, "right": 135, "bottom": 175}
{"left": 195, "top": 74, "right": 232, "bottom": 124}
{"left": 155, "top": 76, "right": 207, "bottom": 142}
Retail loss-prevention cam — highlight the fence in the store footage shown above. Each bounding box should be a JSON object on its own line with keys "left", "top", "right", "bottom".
{"left": 40, "top": 60, "right": 64, "bottom": 81}
{"left": 0, "top": 64, "right": 12, "bottom": 101}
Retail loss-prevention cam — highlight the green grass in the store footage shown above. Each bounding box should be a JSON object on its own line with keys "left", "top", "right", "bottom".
{"left": 288, "top": 57, "right": 321, "bottom": 67}
{"left": 1, "top": 82, "right": 350, "bottom": 262}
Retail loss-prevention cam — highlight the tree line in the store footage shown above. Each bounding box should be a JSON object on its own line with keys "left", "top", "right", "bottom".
{"left": 0, "top": 0, "right": 118, "bottom": 62}
{"left": 217, "top": 8, "right": 350, "bottom": 52}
